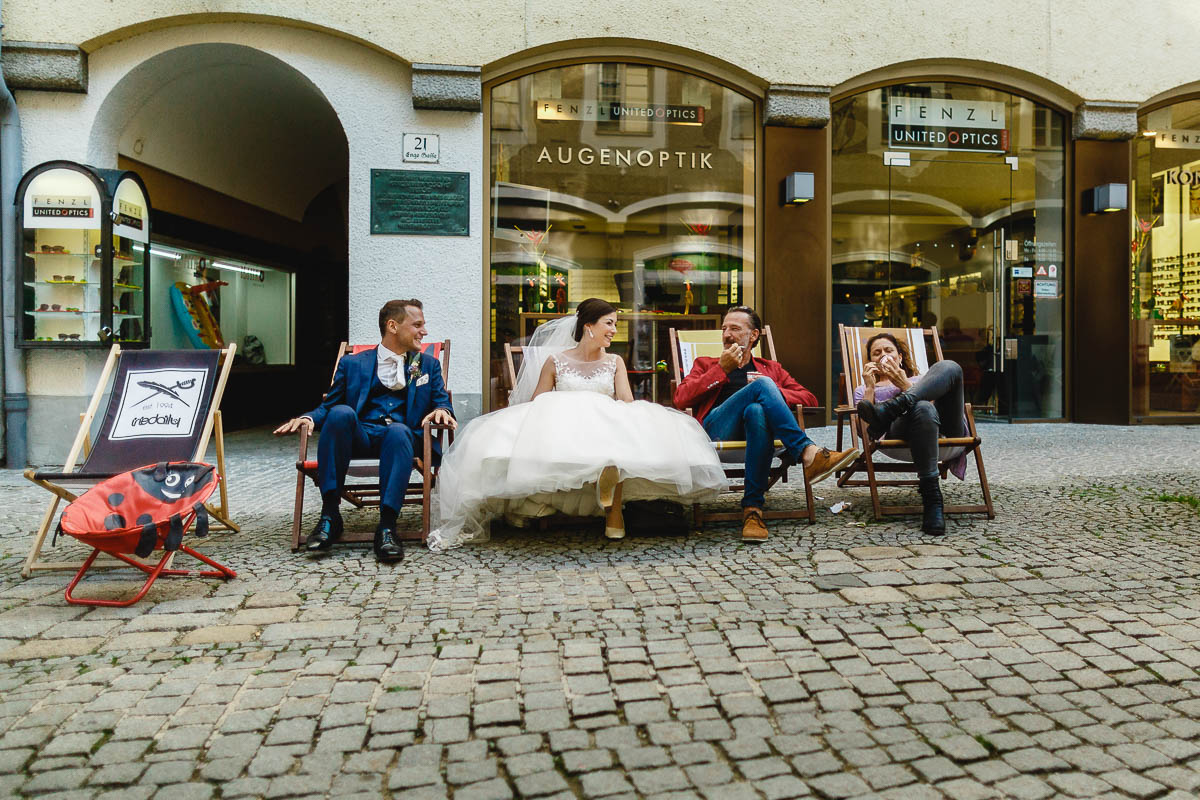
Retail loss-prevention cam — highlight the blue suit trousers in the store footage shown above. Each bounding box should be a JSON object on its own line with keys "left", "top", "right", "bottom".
{"left": 317, "top": 405, "right": 415, "bottom": 511}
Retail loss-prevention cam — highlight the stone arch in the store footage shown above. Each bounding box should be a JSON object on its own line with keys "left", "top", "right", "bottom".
{"left": 832, "top": 58, "right": 1081, "bottom": 113}
{"left": 1142, "top": 81, "right": 1200, "bottom": 114}
{"left": 483, "top": 37, "right": 765, "bottom": 99}
{"left": 86, "top": 42, "right": 348, "bottom": 220}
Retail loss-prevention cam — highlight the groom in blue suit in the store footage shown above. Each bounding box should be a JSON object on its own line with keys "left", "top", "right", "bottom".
{"left": 275, "top": 299, "right": 455, "bottom": 561}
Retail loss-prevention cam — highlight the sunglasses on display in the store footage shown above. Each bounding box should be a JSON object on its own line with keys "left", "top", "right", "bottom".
{"left": 56, "top": 333, "right": 81, "bottom": 341}
{"left": 51, "top": 274, "right": 77, "bottom": 282}
{"left": 38, "top": 245, "right": 66, "bottom": 254}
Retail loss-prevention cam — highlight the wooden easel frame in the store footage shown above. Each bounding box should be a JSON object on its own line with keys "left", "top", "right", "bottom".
{"left": 22, "top": 344, "right": 239, "bottom": 578}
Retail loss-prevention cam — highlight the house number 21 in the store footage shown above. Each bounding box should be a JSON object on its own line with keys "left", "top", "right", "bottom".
{"left": 403, "top": 133, "right": 440, "bottom": 164}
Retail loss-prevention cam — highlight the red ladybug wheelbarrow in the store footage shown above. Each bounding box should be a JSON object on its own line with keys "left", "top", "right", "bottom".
{"left": 55, "top": 461, "right": 237, "bottom": 607}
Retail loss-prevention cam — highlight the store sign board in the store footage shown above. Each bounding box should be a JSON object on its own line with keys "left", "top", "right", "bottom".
{"left": 24, "top": 169, "right": 103, "bottom": 231}
{"left": 370, "top": 169, "right": 469, "bottom": 236}
{"left": 534, "top": 145, "right": 713, "bottom": 169}
{"left": 537, "top": 99, "right": 704, "bottom": 125}
{"left": 31, "top": 195, "right": 93, "bottom": 218}
{"left": 888, "top": 98, "right": 1007, "bottom": 152}
{"left": 113, "top": 178, "right": 150, "bottom": 243}
{"left": 403, "top": 133, "right": 439, "bottom": 164}
{"left": 1153, "top": 129, "right": 1200, "bottom": 149}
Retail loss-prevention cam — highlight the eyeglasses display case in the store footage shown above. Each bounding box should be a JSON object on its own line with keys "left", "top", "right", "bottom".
{"left": 14, "top": 160, "right": 151, "bottom": 348}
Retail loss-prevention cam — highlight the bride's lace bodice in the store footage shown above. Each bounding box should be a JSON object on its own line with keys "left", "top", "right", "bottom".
{"left": 552, "top": 353, "right": 617, "bottom": 397}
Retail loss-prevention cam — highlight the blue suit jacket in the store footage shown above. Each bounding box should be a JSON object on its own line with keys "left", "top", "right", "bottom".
{"left": 306, "top": 348, "right": 453, "bottom": 451}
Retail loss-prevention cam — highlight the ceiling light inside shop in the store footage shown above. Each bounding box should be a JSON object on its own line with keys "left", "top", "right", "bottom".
{"left": 211, "top": 261, "right": 265, "bottom": 280}
{"left": 132, "top": 244, "right": 182, "bottom": 260}
{"left": 1142, "top": 130, "right": 1158, "bottom": 137}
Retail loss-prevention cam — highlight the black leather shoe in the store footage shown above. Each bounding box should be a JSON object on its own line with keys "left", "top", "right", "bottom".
{"left": 918, "top": 476, "right": 946, "bottom": 536}
{"left": 857, "top": 391, "right": 916, "bottom": 439}
{"left": 305, "top": 514, "right": 343, "bottom": 552}
{"left": 374, "top": 525, "right": 403, "bottom": 562}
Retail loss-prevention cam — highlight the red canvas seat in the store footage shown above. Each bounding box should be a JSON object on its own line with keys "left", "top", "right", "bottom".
{"left": 57, "top": 461, "right": 236, "bottom": 607}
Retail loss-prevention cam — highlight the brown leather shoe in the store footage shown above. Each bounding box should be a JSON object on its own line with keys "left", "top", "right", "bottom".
{"left": 803, "top": 446, "right": 861, "bottom": 485}
{"left": 742, "top": 507, "right": 768, "bottom": 542}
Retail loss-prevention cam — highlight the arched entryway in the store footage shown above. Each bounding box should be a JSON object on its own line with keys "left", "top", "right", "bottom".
{"left": 89, "top": 42, "right": 349, "bottom": 427}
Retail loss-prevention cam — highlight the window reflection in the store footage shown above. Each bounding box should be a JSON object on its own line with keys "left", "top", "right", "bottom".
{"left": 832, "top": 83, "right": 1065, "bottom": 420}
{"left": 488, "top": 63, "right": 756, "bottom": 406}
{"left": 1133, "top": 101, "right": 1200, "bottom": 417}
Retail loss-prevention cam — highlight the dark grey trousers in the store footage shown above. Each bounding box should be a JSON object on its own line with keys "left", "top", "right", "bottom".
{"left": 887, "top": 360, "right": 966, "bottom": 479}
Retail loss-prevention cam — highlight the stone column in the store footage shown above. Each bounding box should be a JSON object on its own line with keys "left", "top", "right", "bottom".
{"left": 762, "top": 85, "right": 832, "bottom": 421}
{"left": 1071, "top": 101, "right": 1137, "bottom": 424}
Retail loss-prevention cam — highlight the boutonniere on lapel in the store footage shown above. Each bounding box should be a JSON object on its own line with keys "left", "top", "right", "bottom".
{"left": 406, "top": 352, "right": 422, "bottom": 384}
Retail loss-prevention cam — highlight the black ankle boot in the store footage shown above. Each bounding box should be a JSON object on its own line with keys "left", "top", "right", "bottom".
{"left": 857, "top": 391, "right": 917, "bottom": 439}
{"left": 918, "top": 476, "right": 945, "bottom": 536}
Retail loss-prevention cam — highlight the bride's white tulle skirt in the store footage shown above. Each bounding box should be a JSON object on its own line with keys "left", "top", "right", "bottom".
{"left": 428, "top": 392, "right": 727, "bottom": 551}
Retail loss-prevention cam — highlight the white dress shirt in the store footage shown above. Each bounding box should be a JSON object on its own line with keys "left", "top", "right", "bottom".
{"left": 376, "top": 342, "right": 407, "bottom": 391}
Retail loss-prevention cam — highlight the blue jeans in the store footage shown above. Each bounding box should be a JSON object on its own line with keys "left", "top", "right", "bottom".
{"left": 702, "top": 378, "right": 816, "bottom": 508}
{"left": 317, "top": 405, "right": 415, "bottom": 511}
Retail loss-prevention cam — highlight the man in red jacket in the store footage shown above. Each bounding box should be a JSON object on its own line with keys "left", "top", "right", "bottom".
{"left": 675, "top": 306, "right": 859, "bottom": 541}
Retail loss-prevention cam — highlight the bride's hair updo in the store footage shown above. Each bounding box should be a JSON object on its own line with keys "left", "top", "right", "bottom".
{"left": 573, "top": 298, "right": 618, "bottom": 341}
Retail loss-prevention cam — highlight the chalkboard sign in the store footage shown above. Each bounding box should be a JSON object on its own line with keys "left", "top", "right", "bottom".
{"left": 370, "top": 169, "right": 469, "bottom": 236}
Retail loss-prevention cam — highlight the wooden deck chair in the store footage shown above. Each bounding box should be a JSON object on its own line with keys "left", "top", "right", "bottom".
{"left": 668, "top": 326, "right": 815, "bottom": 526}
{"left": 502, "top": 342, "right": 568, "bottom": 405}
{"left": 290, "top": 340, "right": 453, "bottom": 550}
{"left": 835, "top": 325, "right": 995, "bottom": 521}
{"left": 22, "top": 344, "right": 238, "bottom": 578}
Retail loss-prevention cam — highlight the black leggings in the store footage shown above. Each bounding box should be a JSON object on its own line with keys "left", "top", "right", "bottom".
{"left": 887, "top": 360, "right": 966, "bottom": 479}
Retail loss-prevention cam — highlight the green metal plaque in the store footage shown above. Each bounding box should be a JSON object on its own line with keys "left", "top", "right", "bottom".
{"left": 370, "top": 169, "right": 470, "bottom": 236}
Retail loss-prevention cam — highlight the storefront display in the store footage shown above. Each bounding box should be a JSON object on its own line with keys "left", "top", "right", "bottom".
{"left": 15, "top": 161, "right": 151, "bottom": 348}
{"left": 147, "top": 242, "right": 294, "bottom": 366}
{"left": 831, "top": 84, "right": 1067, "bottom": 420}
{"left": 1132, "top": 101, "right": 1200, "bottom": 418}
{"left": 487, "top": 62, "right": 756, "bottom": 406}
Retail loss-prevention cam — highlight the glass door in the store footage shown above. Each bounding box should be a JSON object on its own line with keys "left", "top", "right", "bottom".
{"left": 885, "top": 157, "right": 1013, "bottom": 416}
{"left": 884, "top": 156, "right": 1064, "bottom": 419}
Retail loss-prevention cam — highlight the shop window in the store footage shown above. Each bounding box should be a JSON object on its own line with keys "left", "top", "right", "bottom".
{"left": 147, "top": 242, "right": 295, "bottom": 366}
{"left": 1133, "top": 101, "right": 1200, "bottom": 417}
{"left": 488, "top": 62, "right": 756, "bottom": 407}
{"left": 832, "top": 82, "right": 1066, "bottom": 421}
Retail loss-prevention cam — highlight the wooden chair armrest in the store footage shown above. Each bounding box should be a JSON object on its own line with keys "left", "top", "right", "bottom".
{"left": 422, "top": 420, "right": 456, "bottom": 449}
{"left": 297, "top": 426, "right": 311, "bottom": 460}
{"left": 791, "top": 405, "right": 824, "bottom": 429}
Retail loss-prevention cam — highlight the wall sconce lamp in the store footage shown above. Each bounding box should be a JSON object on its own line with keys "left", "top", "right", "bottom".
{"left": 1082, "top": 182, "right": 1128, "bottom": 214}
{"left": 781, "top": 172, "right": 814, "bottom": 206}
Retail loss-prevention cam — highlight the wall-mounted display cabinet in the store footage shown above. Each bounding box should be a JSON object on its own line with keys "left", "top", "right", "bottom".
{"left": 14, "top": 161, "right": 151, "bottom": 348}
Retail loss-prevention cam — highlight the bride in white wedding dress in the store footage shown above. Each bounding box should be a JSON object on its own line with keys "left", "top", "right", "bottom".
{"left": 427, "top": 298, "right": 727, "bottom": 552}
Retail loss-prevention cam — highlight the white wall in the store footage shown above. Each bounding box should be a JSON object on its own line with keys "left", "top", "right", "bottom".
{"left": 8, "top": 1, "right": 1200, "bottom": 103}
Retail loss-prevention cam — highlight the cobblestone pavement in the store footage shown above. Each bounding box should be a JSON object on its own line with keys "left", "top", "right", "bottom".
{"left": 0, "top": 423, "right": 1198, "bottom": 799}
